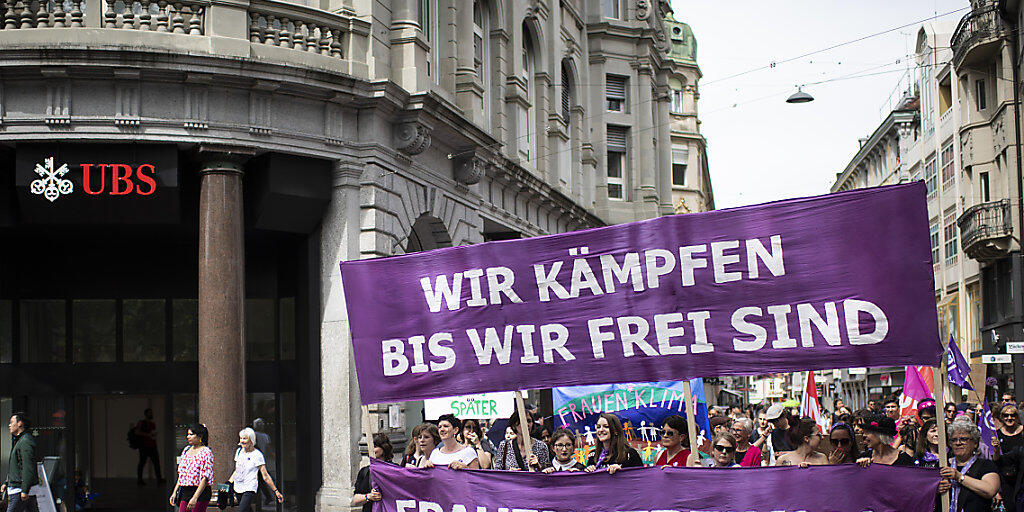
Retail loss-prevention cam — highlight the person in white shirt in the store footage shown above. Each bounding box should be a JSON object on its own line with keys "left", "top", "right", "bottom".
{"left": 425, "top": 414, "right": 480, "bottom": 470}
{"left": 228, "top": 427, "right": 283, "bottom": 511}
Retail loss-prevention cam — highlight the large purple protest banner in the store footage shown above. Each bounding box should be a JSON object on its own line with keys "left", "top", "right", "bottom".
{"left": 342, "top": 183, "right": 940, "bottom": 404}
{"left": 368, "top": 459, "right": 939, "bottom": 512}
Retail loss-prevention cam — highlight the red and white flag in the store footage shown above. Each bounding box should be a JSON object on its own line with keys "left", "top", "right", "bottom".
{"left": 899, "top": 366, "right": 935, "bottom": 420}
{"left": 800, "top": 371, "right": 827, "bottom": 433}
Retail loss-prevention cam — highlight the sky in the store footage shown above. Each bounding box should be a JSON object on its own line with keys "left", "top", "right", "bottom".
{"left": 670, "top": 0, "right": 971, "bottom": 209}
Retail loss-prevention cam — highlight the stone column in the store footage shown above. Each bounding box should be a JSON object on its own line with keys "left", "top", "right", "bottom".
{"left": 196, "top": 145, "right": 252, "bottom": 485}
{"left": 316, "top": 162, "right": 364, "bottom": 512}
{"left": 636, "top": 68, "right": 657, "bottom": 206}
{"left": 656, "top": 83, "right": 674, "bottom": 215}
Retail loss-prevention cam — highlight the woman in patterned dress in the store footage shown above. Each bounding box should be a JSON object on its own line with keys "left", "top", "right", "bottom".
{"left": 169, "top": 423, "right": 214, "bottom": 512}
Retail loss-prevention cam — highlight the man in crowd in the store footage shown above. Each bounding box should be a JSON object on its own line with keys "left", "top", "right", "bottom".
{"left": 2, "top": 413, "right": 37, "bottom": 512}
{"left": 135, "top": 408, "right": 165, "bottom": 486}
{"left": 883, "top": 399, "right": 899, "bottom": 421}
{"left": 868, "top": 399, "right": 881, "bottom": 413}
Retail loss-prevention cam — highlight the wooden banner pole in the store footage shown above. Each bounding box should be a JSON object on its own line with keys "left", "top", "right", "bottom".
{"left": 682, "top": 380, "right": 700, "bottom": 462}
{"left": 514, "top": 391, "right": 534, "bottom": 468}
{"left": 361, "top": 405, "right": 376, "bottom": 459}
{"left": 932, "top": 360, "right": 950, "bottom": 512}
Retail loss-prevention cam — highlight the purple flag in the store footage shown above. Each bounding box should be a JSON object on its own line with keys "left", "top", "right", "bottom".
{"left": 342, "top": 183, "right": 941, "bottom": 404}
{"left": 368, "top": 459, "right": 939, "bottom": 512}
{"left": 947, "top": 336, "right": 975, "bottom": 390}
{"left": 980, "top": 398, "right": 998, "bottom": 458}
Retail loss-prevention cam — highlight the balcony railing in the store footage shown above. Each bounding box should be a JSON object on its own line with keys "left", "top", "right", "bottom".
{"left": 957, "top": 199, "right": 1014, "bottom": 261}
{"left": 951, "top": 2, "right": 1005, "bottom": 67}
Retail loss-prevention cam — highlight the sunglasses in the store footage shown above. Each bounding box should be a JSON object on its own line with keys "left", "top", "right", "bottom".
{"left": 713, "top": 444, "right": 736, "bottom": 453}
{"left": 1003, "top": 414, "right": 1018, "bottom": 419}
{"left": 950, "top": 437, "right": 972, "bottom": 444}
{"left": 661, "top": 430, "right": 678, "bottom": 437}
{"left": 830, "top": 437, "right": 852, "bottom": 446}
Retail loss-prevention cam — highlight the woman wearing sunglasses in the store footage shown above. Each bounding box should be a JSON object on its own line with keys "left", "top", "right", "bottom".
{"left": 827, "top": 422, "right": 860, "bottom": 464}
{"left": 993, "top": 405, "right": 1023, "bottom": 512}
{"left": 938, "top": 416, "right": 999, "bottom": 512}
{"left": 654, "top": 415, "right": 691, "bottom": 467}
{"left": 691, "top": 432, "right": 741, "bottom": 468}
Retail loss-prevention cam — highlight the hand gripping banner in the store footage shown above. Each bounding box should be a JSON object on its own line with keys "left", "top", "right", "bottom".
{"left": 341, "top": 183, "right": 940, "bottom": 404}
{"left": 368, "top": 459, "right": 939, "bottom": 512}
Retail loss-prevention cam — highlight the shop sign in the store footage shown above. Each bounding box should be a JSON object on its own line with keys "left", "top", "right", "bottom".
{"left": 849, "top": 367, "right": 867, "bottom": 375}
{"left": 879, "top": 373, "right": 891, "bottom": 386}
{"left": 16, "top": 144, "right": 179, "bottom": 224}
{"left": 1007, "top": 342, "right": 1024, "bottom": 354}
{"left": 984, "top": 354, "right": 1013, "bottom": 364}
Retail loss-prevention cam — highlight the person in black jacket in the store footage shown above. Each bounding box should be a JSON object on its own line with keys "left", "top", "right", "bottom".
{"left": 351, "top": 433, "right": 393, "bottom": 512}
{"left": 1, "top": 412, "right": 38, "bottom": 512}
{"left": 585, "top": 413, "right": 642, "bottom": 474}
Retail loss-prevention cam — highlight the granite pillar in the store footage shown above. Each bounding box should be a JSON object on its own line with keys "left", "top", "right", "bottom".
{"left": 316, "top": 162, "right": 364, "bottom": 512}
{"left": 197, "top": 146, "right": 250, "bottom": 485}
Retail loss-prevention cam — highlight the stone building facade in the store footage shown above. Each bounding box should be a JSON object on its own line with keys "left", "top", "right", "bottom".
{"left": 0, "top": 0, "right": 707, "bottom": 510}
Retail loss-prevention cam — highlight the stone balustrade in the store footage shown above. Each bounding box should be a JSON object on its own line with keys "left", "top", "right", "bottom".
{"left": 248, "top": 0, "right": 345, "bottom": 58}
{"left": 103, "top": 0, "right": 204, "bottom": 33}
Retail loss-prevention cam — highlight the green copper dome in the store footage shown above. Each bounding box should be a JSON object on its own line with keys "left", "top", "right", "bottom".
{"left": 664, "top": 11, "right": 696, "bottom": 63}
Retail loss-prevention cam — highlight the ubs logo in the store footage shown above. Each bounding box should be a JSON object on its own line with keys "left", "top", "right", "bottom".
{"left": 29, "top": 157, "right": 158, "bottom": 203}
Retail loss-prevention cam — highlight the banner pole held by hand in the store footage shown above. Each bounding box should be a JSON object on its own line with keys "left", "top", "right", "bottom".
{"left": 933, "top": 360, "right": 950, "bottom": 512}
{"left": 683, "top": 380, "right": 700, "bottom": 463}
{"left": 514, "top": 391, "right": 534, "bottom": 466}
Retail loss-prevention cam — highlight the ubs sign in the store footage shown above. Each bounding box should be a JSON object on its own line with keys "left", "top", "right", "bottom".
{"left": 17, "top": 144, "right": 179, "bottom": 224}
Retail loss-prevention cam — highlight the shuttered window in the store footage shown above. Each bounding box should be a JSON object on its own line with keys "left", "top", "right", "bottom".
{"left": 561, "top": 66, "right": 571, "bottom": 121}
{"left": 606, "top": 75, "right": 626, "bottom": 111}
{"left": 607, "top": 125, "right": 627, "bottom": 151}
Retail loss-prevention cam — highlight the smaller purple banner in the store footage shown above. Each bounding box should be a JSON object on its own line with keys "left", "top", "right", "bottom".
{"left": 342, "top": 184, "right": 940, "bottom": 404}
{"left": 368, "top": 459, "right": 939, "bottom": 512}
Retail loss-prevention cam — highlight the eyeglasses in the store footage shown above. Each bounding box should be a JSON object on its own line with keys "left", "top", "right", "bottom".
{"left": 713, "top": 444, "right": 736, "bottom": 453}
{"left": 553, "top": 443, "right": 573, "bottom": 449}
{"left": 950, "top": 437, "right": 972, "bottom": 444}
{"left": 661, "top": 430, "right": 678, "bottom": 437}
{"left": 830, "top": 437, "right": 852, "bottom": 446}
{"left": 1003, "top": 414, "right": 1018, "bottom": 419}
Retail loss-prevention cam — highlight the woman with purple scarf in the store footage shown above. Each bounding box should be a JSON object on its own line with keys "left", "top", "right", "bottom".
{"left": 938, "top": 416, "right": 999, "bottom": 512}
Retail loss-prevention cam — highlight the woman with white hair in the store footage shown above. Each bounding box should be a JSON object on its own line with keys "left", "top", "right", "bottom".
{"left": 938, "top": 416, "right": 999, "bottom": 512}
{"left": 855, "top": 414, "right": 914, "bottom": 467}
{"left": 229, "top": 427, "right": 284, "bottom": 512}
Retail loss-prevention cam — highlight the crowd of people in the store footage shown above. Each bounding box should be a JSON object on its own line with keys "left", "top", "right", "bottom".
{"left": 353, "top": 393, "right": 1024, "bottom": 512}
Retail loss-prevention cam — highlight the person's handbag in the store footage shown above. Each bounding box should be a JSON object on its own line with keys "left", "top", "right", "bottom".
{"left": 215, "top": 482, "right": 236, "bottom": 509}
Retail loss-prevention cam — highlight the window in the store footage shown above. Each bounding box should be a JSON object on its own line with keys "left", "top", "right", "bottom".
{"left": 672, "top": 148, "right": 688, "bottom": 187}
{"left": 980, "top": 172, "right": 990, "bottom": 202}
{"left": 123, "top": 299, "right": 166, "bottom": 362}
{"left": 929, "top": 219, "right": 940, "bottom": 267}
{"left": 670, "top": 89, "right": 684, "bottom": 113}
{"left": 940, "top": 141, "right": 955, "bottom": 190}
{"left": 604, "top": 0, "right": 619, "bottom": 19}
{"left": 473, "top": 1, "right": 491, "bottom": 127}
{"left": 20, "top": 300, "right": 65, "bottom": 363}
{"left": 924, "top": 156, "right": 937, "bottom": 197}
{"left": 520, "top": 27, "right": 535, "bottom": 160}
{"left": 606, "top": 74, "right": 626, "bottom": 112}
{"left": 0, "top": 300, "right": 10, "bottom": 363}
{"left": 473, "top": 3, "right": 484, "bottom": 79}
{"left": 607, "top": 125, "right": 627, "bottom": 200}
{"left": 172, "top": 299, "right": 197, "bottom": 361}
{"left": 561, "top": 65, "right": 571, "bottom": 121}
{"left": 944, "top": 206, "right": 958, "bottom": 266}
{"left": 976, "top": 79, "right": 986, "bottom": 111}
{"left": 73, "top": 299, "right": 116, "bottom": 362}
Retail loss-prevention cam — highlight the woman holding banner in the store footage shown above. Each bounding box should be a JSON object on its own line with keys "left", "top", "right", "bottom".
{"left": 402, "top": 424, "right": 440, "bottom": 468}
{"left": 654, "top": 415, "right": 691, "bottom": 468}
{"left": 585, "top": 413, "right": 643, "bottom": 474}
{"left": 774, "top": 419, "right": 828, "bottom": 467}
{"left": 494, "top": 412, "right": 550, "bottom": 471}
{"left": 542, "top": 429, "right": 584, "bottom": 473}
{"left": 938, "top": 416, "right": 999, "bottom": 512}
{"left": 426, "top": 415, "right": 480, "bottom": 469}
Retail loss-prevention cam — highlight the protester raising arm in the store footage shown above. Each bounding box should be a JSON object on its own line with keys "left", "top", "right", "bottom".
{"left": 461, "top": 419, "right": 493, "bottom": 470}
{"left": 774, "top": 419, "right": 829, "bottom": 468}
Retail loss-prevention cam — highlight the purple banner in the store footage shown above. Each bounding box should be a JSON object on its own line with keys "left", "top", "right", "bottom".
{"left": 368, "top": 459, "right": 939, "bottom": 512}
{"left": 342, "top": 184, "right": 940, "bottom": 404}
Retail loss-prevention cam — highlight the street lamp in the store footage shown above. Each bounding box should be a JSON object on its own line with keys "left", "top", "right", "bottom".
{"left": 786, "top": 86, "right": 814, "bottom": 104}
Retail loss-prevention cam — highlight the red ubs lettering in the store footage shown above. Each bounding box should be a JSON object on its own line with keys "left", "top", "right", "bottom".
{"left": 81, "top": 163, "right": 157, "bottom": 196}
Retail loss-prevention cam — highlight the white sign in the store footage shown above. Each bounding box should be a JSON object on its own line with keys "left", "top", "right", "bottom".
{"left": 984, "top": 354, "right": 1013, "bottom": 364}
{"left": 424, "top": 391, "right": 525, "bottom": 420}
{"left": 849, "top": 367, "right": 867, "bottom": 375}
{"left": 879, "top": 373, "right": 891, "bottom": 386}
{"left": 832, "top": 369, "right": 841, "bottom": 379}
{"left": 1007, "top": 342, "right": 1024, "bottom": 354}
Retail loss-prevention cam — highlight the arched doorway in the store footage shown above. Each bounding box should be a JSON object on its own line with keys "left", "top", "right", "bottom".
{"left": 405, "top": 215, "right": 453, "bottom": 253}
